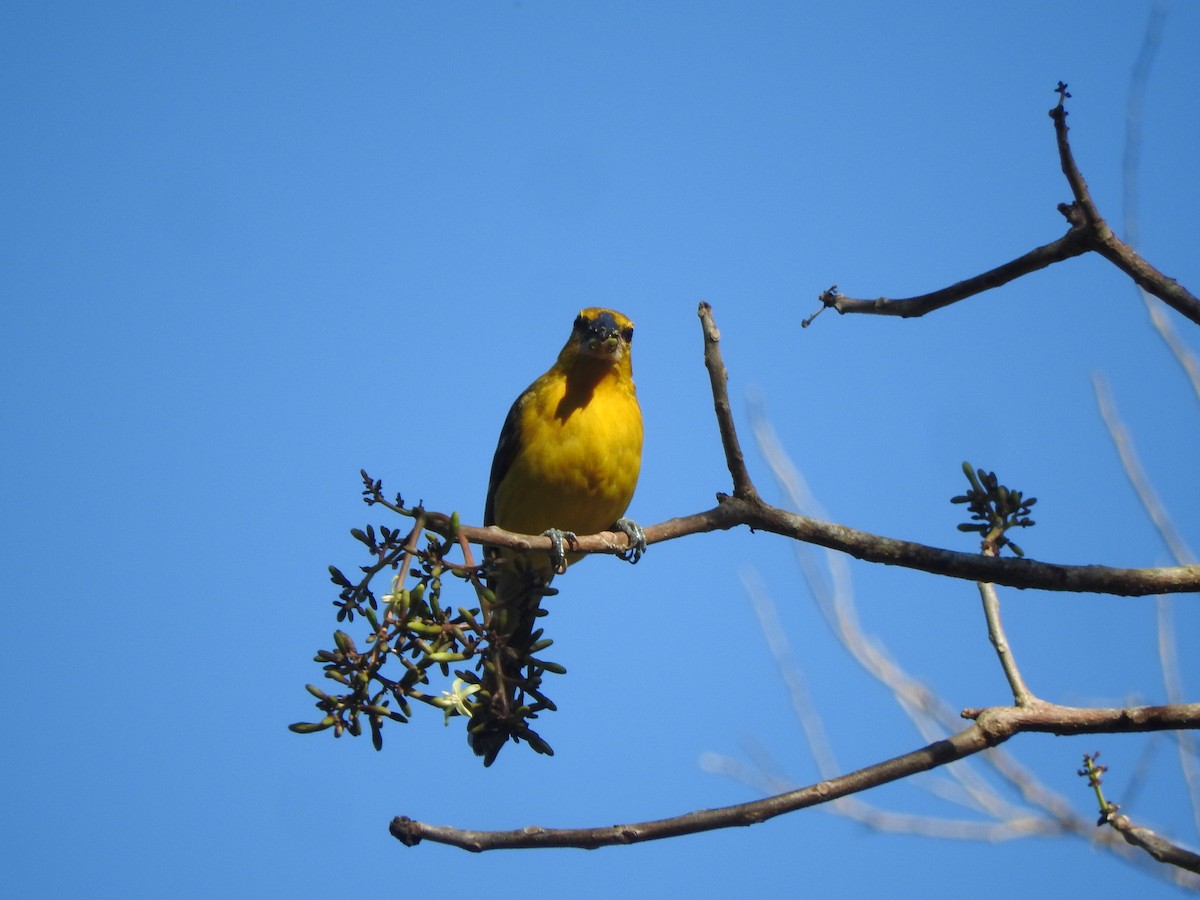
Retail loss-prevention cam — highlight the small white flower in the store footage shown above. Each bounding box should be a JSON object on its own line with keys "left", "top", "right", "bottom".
{"left": 380, "top": 572, "right": 405, "bottom": 606}
{"left": 436, "top": 678, "right": 481, "bottom": 725}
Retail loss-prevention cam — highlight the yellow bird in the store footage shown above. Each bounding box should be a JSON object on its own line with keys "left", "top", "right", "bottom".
{"left": 470, "top": 307, "right": 644, "bottom": 764}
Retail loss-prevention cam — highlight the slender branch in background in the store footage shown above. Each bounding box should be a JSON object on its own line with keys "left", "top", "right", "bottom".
{"left": 736, "top": 567, "right": 840, "bottom": 779}
{"left": 1092, "top": 375, "right": 1200, "bottom": 835}
{"left": 725, "top": 410, "right": 1191, "bottom": 881}
{"left": 804, "top": 83, "right": 1200, "bottom": 327}
{"left": 1121, "top": 3, "right": 1164, "bottom": 253}
{"left": 977, "top": 578, "right": 1039, "bottom": 707}
{"left": 747, "top": 406, "right": 996, "bottom": 756}
{"left": 735, "top": 562, "right": 1036, "bottom": 838}
{"left": 1113, "top": 5, "right": 1200, "bottom": 841}
{"left": 731, "top": 544, "right": 1042, "bottom": 832}
{"left": 1092, "top": 374, "right": 1195, "bottom": 567}
{"left": 1140, "top": 289, "right": 1200, "bottom": 404}
{"left": 1158, "top": 597, "right": 1200, "bottom": 839}
{"left": 1121, "top": 4, "right": 1200, "bottom": 404}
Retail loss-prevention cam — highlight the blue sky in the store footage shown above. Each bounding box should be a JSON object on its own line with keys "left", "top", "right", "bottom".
{"left": 4, "top": 2, "right": 1199, "bottom": 897}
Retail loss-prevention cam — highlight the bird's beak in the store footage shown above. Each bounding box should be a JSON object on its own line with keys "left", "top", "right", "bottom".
{"left": 580, "top": 314, "right": 624, "bottom": 360}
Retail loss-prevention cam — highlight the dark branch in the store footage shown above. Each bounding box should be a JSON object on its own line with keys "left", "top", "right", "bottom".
{"left": 698, "top": 302, "right": 758, "bottom": 500}
{"left": 1049, "top": 86, "right": 1200, "bottom": 325}
{"left": 1104, "top": 810, "right": 1200, "bottom": 876}
{"left": 390, "top": 702, "right": 1200, "bottom": 851}
{"left": 814, "top": 231, "right": 1090, "bottom": 320}
{"left": 808, "top": 86, "right": 1200, "bottom": 327}
{"left": 439, "top": 495, "right": 1200, "bottom": 598}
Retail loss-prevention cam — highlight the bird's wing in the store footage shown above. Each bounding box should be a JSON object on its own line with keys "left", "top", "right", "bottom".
{"left": 483, "top": 392, "right": 527, "bottom": 527}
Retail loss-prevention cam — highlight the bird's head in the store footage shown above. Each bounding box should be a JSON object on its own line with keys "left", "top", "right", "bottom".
{"left": 565, "top": 308, "right": 635, "bottom": 364}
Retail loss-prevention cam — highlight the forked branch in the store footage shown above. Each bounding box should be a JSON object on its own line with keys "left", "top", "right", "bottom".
{"left": 805, "top": 84, "right": 1200, "bottom": 327}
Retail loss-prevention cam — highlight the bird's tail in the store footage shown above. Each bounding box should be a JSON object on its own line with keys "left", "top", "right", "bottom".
{"left": 467, "top": 560, "right": 560, "bottom": 765}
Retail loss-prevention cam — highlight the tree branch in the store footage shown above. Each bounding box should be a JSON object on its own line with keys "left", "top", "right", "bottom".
{"left": 808, "top": 230, "right": 1090, "bottom": 321}
{"left": 390, "top": 702, "right": 1200, "bottom": 851}
{"left": 1103, "top": 809, "right": 1200, "bottom": 876}
{"left": 410, "top": 302, "right": 1200, "bottom": 597}
{"left": 698, "top": 301, "right": 758, "bottom": 501}
{"left": 978, "top": 577, "right": 1039, "bottom": 706}
{"left": 441, "top": 501, "right": 1200, "bottom": 597}
{"left": 805, "top": 85, "right": 1200, "bottom": 327}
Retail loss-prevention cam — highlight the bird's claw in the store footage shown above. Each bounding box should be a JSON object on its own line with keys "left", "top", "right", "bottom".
{"left": 614, "top": 517, "right": 646, "bottom": 564}
{"left": 541, "top": 528, "right": 577, "bottom": 575}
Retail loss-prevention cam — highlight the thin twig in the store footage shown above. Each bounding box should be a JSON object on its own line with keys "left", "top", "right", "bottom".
{"left": 739, "top": 566, "right": 1033, "bottom": 825}
{"left": 739, "top": 568, "right": 840, "bottom": 778}
{"left": 1141, "top": 294, "right": 1200, "bottom": 404}
{"left": 1092, "top": 374, "right": 1195, "bottom": 566}
{"left": 1158, "top": 597, "right": 1200, "bottom": 838}
{"left": 1120, "top": 4, "right": 1200, "bottom": 404}
{"left": 697, "top": 301, "right": 758, "bottom": 501}
{"left": 977, "top": 577, "right": 1039, "bottom": 707}
{"left": 1114, "top": 8, "right": 1200, "bottom": 845}
{"left": 808, "top": 231, "right": 1090, "bottom": 322}
{"left": 1092, "top": 375, "right": 1200, "bottom": 834}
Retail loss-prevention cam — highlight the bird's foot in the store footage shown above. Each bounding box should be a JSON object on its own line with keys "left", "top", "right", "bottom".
{"left": 541, "top": 528, "right": 578, "bottom": 575}
{"left": 614, "top": 517, "right": 646, "bottom": 564}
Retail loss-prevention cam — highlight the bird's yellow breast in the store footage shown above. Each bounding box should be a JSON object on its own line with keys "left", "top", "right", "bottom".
{"left": 491, "top": 361, "right": 642, "bottom": 541}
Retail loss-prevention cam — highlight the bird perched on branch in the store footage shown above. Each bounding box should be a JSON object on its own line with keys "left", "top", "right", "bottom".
{"left": 468, "top": 307, "right": 645, "bottom": 765}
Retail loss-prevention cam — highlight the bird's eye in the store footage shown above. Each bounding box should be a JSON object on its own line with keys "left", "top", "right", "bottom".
{"left": 621, "top": 326, "right": 634, "bottom": 343}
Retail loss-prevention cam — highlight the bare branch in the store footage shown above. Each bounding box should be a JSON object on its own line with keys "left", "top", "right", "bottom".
{"left": 1111, "top": 31, "right": 1200, "bottom": 836}
{"left": 1120, "top": 5, "right": 1200, "bottom": 406}
{"left": 1093, "top": 375, "right": 1200, "bottom": 833}
{"left": 697, "top": 301, "right": 759, "bottom": 500}
{"left": 445, "top": 506, "right": 1200, "bottom": 597}
{"left": 807, "top": 231, "right": 1089, "bottom": 322}
{"left": 391, "top": 703, "right": 1200, "bottom": 851}
{"left": 1121, "top": 3, "right": 1165, "bottom": 254}
{"left": 1082, "top": 750, "right": 1200, "bottom": 876}
{"left": 1141, "top": 292, "right": 1200, "bottom": 404}
{"left": 978, "top": 578, "right": 1039, "bottom": 707}
{"left": 807, "top": 86, "right": 1200, "bottom": 327}
{"left": 960, "top": 702, "right": 1200, "bottom": 735}
{"left": 1051, "top": 85, "right": 1106, "bottom": 227}
{"left": 738, "top": 566, "right": 1041, "bottom": 828}
{"left": 739, "top": 567, "right": 840, "bottom": 777}
{"left": 1092, "top": 373, "right": 1195, "bottom": 566}
{"left": 1104, "top": 809, "right": 1200, "bottom": 876}
{"left": 1159, "top": 598, "right": 1200, "bottom": 838}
